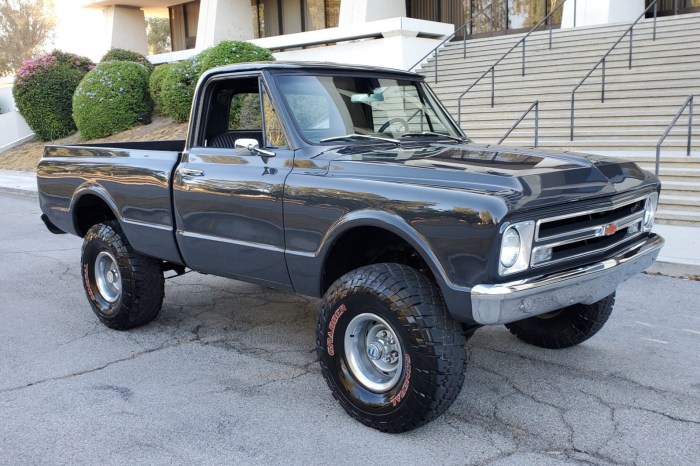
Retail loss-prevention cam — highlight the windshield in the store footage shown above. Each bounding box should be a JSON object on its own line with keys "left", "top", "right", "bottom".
{"left": 275, "top": 74, "right": 463, "bottom": 144}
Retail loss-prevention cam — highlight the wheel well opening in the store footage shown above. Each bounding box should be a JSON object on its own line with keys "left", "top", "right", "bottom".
{"left": 74, "top": 194, "right": 117, "bottom": 237}
{"left": 321, "top": 226, "right": 435, "bottom": 294}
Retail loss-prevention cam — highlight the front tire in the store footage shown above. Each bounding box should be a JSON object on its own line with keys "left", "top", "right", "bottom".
{"left": 504, "top": 293, "right": 615, "bottom": 349}
{"left": 81, "top": 221, "right": 164, "bottom": 330}
{"left": 317, "top": 263, "right": 467, "bottom": 432}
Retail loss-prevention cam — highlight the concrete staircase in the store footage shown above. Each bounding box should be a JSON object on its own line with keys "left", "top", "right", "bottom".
{"left": 634, "top": 156, "right": 700, "bottom": 226}
{"left": 417, "top": 13, "right": 700, "bottom": 226}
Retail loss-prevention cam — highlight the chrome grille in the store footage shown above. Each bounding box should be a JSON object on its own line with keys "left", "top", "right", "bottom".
{"left": 530, "top": 196, "right": 647, "bottom": 268}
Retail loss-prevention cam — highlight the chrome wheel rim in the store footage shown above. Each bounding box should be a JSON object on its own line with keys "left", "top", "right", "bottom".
{"left": 95, "top": 251, "right": 121, "bottom": 303}
{"left": 344, "top": 313, "right": 403, "bottom": 392}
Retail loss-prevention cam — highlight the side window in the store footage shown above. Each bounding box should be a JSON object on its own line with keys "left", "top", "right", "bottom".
{"left": 229, "top": 93, "right": 261, "bottom": 130}
{"left": 262, "top": 88, "right": 288, "bottom": 148}
{"left": 202, "top": 76, "right": 263, "bottom": 149}
{"left": 201, "top": 76, "right": 288, "bottom": 151}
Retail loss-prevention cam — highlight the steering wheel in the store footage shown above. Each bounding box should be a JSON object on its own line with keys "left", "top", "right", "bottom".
{"left": 378, "top": 118, "right": 409, "bottom": 133}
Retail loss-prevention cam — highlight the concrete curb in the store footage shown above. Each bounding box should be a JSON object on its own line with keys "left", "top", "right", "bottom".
{"left": 0, "top": 170, "right": 37, "bottom": 196}
{"left": 647, "top": 261, "right": 700, "bottom": 279}
{"left": 0, "top": 186, "right": 37, "bottom": 197}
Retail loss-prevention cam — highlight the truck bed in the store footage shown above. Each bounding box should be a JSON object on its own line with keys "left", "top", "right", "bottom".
{"left": 37, "top": 140, "right": 185, "bottom": 264}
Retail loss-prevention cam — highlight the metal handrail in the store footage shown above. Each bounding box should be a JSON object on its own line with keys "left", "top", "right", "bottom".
{"left": 457, "top": 0, "right": 575, "bottom": 125}
{"left": 570, "top": 1, "right": 658, "bottom": 140}
{"left": 656, "top": 95, "right": 694, "bottom": 175}
{"left": 406, "top": 107, "right": 424, "bottom": 128}
{"left": 408, "top": 2, "right": 495, "bottom": 82}
{"left": 408, "top": 23, "right": 467, "bottom": 75}
{"left": 498, "top": 101, "right": 540, "bottom": 147}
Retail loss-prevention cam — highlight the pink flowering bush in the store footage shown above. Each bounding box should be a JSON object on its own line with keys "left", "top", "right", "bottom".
{"left": 13, "top": 50, "right": 95, "bottom": 140}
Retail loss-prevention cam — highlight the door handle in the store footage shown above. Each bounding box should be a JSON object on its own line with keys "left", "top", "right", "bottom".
{"left": 180, "top": 168, "right": 205, "bottom": 177}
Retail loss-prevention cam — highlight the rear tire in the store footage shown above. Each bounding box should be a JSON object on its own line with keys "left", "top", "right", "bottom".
{"left": 504, "top": 293, "right": 615, "bottom": 349}
{"left": 317, "top": 263, "right": 467, "bottom": 432}
{"left": 81, "top": 221, "right": 164, "bottom": 330}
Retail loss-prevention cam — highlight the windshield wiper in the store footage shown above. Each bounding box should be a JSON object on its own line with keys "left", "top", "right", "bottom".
{"left": 400, "top": 131, "right": 465, "bottom": 143}
{"left": 320, "top": 134, "right": 400, "bottom": 145}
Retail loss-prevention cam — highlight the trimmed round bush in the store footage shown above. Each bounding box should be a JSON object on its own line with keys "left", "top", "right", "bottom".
{"left": 101, "top": 48, "right": 154, "bottom": 74}
{"left": 198, "top": 40, "right": 274, "bottom": 74}
{"left": 73, "top": 61, "right": 151, "bottom": 140}
{"left": 149, "top": 63, "right": 172, "bottom": 113}
{"left": 159, "top": 57, "right": 200, "bottom": 122}
{"left": 13, "top": 50, "right": 95, "bottom": 140}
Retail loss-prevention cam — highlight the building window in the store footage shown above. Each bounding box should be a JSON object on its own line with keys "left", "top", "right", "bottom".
{"left": 305, "top": 0, "right": 340, "bottom": 30}
{"left": 252, "top": 0, "right": 340, "bottom": 39}
{"left": 407, "top": 0, "right": 565, "bottom": 38}
{"left": 170, "top": 0, "right": 200, "bottom": 51}
{"left": 252, "top": 0, "right": 265, "bottom": 38}
{"left": 648, "top": 0, "right": 700, "bottom": 17}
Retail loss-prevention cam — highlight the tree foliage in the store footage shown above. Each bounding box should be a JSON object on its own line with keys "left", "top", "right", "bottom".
{"left": 0, "top": 0, "right": 55, "bottom": 77}
{"left": 146, "top": 16, "right": 171, "bottom": 55}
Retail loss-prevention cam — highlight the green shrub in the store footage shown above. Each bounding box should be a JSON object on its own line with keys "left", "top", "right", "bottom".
{"left": 13, "top": 51, "right": 95, "bottom": 140}
{"left": 101, "top": 48, "right": 154, "bottom": 74}
{"left": 198, "top": 40, "right": 274, "bottom": 74}
{"left": 73, "top": 61, "right": 151, "bottom": 139}
{"left": 149, "top": 63, "right": 172, "bottom": 113}
{"left": 157, "top": 41, "right": 274, "bottom": 123}
{"left": 159, "top": 57, "right": 200, "bottom": 122}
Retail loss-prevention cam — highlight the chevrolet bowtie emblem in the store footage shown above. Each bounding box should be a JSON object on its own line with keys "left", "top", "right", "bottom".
{"left": 602, "top": 223, "right": 618, "bottom": 236}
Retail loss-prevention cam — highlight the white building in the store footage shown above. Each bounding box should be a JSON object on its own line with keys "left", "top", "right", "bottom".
{"left": 3, "top": 1, "right": 698, "bottom": 153}
{"left": 78, "top": 1, "right": 697, "bottom": 69}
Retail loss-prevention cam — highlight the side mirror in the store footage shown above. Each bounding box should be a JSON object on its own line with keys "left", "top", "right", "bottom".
{"left": 234, "top": 138, "right": 275, "bottom": 158}
{"left": 234, "top": 138, "right": 260, "bottom": 151}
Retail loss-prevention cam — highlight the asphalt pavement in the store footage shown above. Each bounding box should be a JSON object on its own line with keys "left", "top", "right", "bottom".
{"left": 1, "top": 191, "right": 699, "bottom": 465}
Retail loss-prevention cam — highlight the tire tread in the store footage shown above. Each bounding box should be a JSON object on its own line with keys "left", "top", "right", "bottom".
{"left": 82, "top": 221, "right": 164, "bottom": 330}
{"left": 317, "top": 263, "right": 467, "bottom": 432}
{"left": 504, "top": 294, "right": 616, "bottom": 349}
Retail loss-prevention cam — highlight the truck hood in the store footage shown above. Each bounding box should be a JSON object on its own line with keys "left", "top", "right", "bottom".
{"left": 325, "top": 143, "right": 656, "bottom": 211}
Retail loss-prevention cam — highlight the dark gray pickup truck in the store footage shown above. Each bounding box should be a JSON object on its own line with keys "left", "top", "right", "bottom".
{"left": 38, "top": 62, "right": 664, "bottom": 432}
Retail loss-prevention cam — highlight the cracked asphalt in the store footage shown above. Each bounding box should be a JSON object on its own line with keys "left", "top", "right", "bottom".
{"left": 1, "top": 191, "right": 699, "bottom": 465}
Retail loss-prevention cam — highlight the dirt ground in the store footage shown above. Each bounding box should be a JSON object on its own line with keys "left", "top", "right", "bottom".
{"left": 0, "top": 116, "right": 188, "bottom": 172}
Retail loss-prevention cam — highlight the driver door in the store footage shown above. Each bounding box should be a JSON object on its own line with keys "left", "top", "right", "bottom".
{"left": 173, "top": 73, "right": 294, "bottom": 288}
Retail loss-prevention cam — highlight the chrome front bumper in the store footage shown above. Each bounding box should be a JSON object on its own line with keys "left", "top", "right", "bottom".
{"left": 470, "top": 234, "right": 664, "bottom": 325}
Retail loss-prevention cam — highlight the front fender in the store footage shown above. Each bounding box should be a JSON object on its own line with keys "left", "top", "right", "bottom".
{"left": 318, "top": 209, "right": 466, "bottom": 293}
{"left": 285, "top": 208, "right": 480, "bottom": 323}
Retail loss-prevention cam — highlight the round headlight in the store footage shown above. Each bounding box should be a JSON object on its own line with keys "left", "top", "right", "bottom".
{"left": 500, "top": 227, "right": 521, "bottom": 268}
{"left": 643, "top": 193, "right": 658, "bottom": 230}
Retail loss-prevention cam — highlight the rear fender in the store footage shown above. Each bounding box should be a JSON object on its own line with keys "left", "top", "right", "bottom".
{"left": 70, "top": 183, "right": 121, "bottom": 235}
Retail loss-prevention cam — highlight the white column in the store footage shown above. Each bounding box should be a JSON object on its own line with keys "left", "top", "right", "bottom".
{"left": 102, "top": 6, "right": 148, "bottom": 55}
{"left": 196, "top": 0, "right": 254, "bottom": 49}
{"left": 338, "top": 0, "right": 406, "bottom": 26}
{"left": 562, "top": 0, "right": 645, "bottom": 29}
